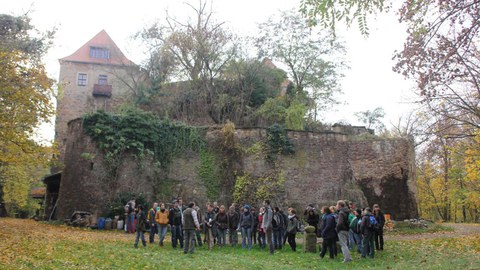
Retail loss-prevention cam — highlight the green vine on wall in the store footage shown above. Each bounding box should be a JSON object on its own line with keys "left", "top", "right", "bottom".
{"left": 266, "top": 124, "right": 294, "bottom": 161}
{"left": 82, "top": 107, "right": 206, "bottom": 180}
{"left": 233, "top": 169, "right": 286, "bottom": 205}
{"left": 198, "top": 150, "right": 221, "bottom": 201}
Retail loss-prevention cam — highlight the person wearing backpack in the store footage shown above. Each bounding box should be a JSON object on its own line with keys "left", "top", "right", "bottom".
{"left": 261, "top": 200, "right": 275, "bottom": 255}
{"left": 347, "top": 208, "right": 356, "bottom": 251}
{"left": 133, "top": 205, "right": 147, "bottom": 248}
{"left": 125, "top": 197, "right": 136, "bottom": 234}
{"left": 319, "top": 206, "right": 336, "bottom": 259}
{"left": 373, "top": 204, "right": 385, "bottom": 251}
{"left": 360, "top": 207, "right": 376, "bottom": 258}
{"left": 335, "top": 200, "right": 352, "bottom": 263}
{"left": 349, "top": 209, "right": 363, "bottom": 254}
{"left": 272, "top": 207, "right": 283, "bottom": 250}
{"left": 148, "top": 202, "right": 158, "bottom": 244}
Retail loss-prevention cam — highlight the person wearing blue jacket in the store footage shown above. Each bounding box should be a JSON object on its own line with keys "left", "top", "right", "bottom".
{"left": 319, "top": 206, "right": 337, "bottom": 259}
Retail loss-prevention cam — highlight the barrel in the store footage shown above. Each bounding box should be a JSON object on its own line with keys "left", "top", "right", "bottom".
{"left": 105, "top": 218, "right": 112, "bottom": 230}
{"left": 117, "top": 219, "right": 124, "bottom": 230}
{"left": 98, "top": 217, "right": 106, "bottom": 230}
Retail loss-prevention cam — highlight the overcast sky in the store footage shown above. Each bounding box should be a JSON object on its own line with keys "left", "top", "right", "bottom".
{"left": 3, "top": 0, "right": 417, "bottom": 141}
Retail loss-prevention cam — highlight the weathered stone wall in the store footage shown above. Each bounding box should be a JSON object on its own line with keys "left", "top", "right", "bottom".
{"left": 56, "top": 119, "right": 418, "bottom": 220}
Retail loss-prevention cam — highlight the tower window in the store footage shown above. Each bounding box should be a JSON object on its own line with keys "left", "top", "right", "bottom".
{"left": 98, "top": 75, "right": 108, "bottom": 85}
{"left": 77, "top": 73, "right": 87, "bottom": 86}
{"left": 89, "top": 47, "right": 110, "bottom": 59}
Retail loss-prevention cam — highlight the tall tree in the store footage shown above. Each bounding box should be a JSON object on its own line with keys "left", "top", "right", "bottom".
{"left": 301, "top": 0, "right": 480, "bottom": 136}
{"left": 0, "top": 14, "right": 55, "bottom": 217}
{"left": 255, "top": 10, "right": 346, "bottom": 122}
{"left": 136, "top": 0, "right": 238, "bottom": 124}
{"left": 355, "top": 107, "right": 385, "bottom": 132}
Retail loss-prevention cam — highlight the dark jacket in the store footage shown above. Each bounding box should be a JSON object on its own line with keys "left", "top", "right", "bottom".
{"left": 148, "top": 208, "right": 156, "bottom": 225}
{"left": 205, "top": 211, "right": 216, "bottom": 228}
{"left": 272, "top": 212, "right": 284, "bottom": 231}
{"left": 252, "top": 212, "right": 259, "bottom": 229}
{"left": 281, "top": 211, "right": 288, "bottom": 230}
{"left": 169, "top": 207, "right": 182, "bottom": 226}
{"left": 136, "top": 211, "right": 147, "bottom": 231}
{"left": 321, "top": 213, "right": 337, "bottom": 240}
{"left": 306, "top": 211, "right": 320, "bottom": 229}
{"left": 183, "top": 207, "right": 199, "bottom": 230}
{"left": 239, "top": 211, "right": 254, "bottom": 230}
{"left": 375, "top": 210, "right": 386, "bottom": 230}
{"left": 215, "top": 212, "right": 228, "bottom": 230}
{"left": 227, "top": 211, "right": 239, "bottom": 230}
{"left": 286, "top": 215, "right": 299, "bottom": 234}
{"left": 360, "top": 213, "right": 375, "bottom": 235}
{"left": 336, "top": 207, "right": 350, "bottom": 232}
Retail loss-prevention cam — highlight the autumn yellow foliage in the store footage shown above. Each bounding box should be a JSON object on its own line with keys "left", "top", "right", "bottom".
{"left": 0, "top": 15, "right": 57, "bottom": 217}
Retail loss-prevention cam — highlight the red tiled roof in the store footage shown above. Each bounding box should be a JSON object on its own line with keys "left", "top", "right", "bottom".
{"left": 59, "top": 30, "right": 134, "bottom": 66}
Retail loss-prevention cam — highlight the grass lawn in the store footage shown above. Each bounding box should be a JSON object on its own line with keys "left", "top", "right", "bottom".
{"left": 0, "top": 218, "right": 478, "bottom": 270}
{"left": 387, "top": 221, "right": 454, "bottom": 235}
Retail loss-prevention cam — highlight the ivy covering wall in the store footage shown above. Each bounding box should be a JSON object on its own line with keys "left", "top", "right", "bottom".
{"left": 82, "top": 107, "right": 206, "bottom": 174}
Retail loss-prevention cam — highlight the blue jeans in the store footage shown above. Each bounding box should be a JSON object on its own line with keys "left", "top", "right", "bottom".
{"left": 229, "top": 229, "right": 238, "bottom": 246}
{"left": 258, "top": 232, "right": 266, "bottom": 248}
{"left": 241, "top": 227, "right": 252, "bottom": 249}
{"left": 172, "top": 225, "right": 183, "bottom": 248}
{"left": 352, "top": 231, "right": 363, "bottom": 253}
{"left": 195, "top": 229, "right": 202, "bottom": 247}
{"left": 127, "top": 214, "right": 135, "bottom": 233}
{"left": 348, "top": 229, "right": 355, "bottom": 250}
{"left": 158, "top": 224, "right": 168, "bottom": 245}
{"left": 217, "top": 228, "right": 227, "bottom": 246}
{"left": 273, "top": 230, "right": 282, "bottom": 249}
{"left": 362, "top": 233, "right": 375, "bottom": 258}
{"left": 134, "top": 230, "right": 146, "bottom": 247}
{"left": 149, "top": 223, "right": 157, "bottom": 243}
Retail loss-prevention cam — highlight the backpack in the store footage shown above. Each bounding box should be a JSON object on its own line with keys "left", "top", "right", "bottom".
{"left": 147, "top": 208, "right": 154, "bottom": 221}
{"left": 272, "top": 214, "right": 279, "bottom": 229}
{"left": 349, "top": 217, "right": 360, "bottom": 233}
{"left": 124, "top": 202, "right": 133, "bottom": 214}
{"left": 368, "top": 215, "right": 379, "bottom": 231}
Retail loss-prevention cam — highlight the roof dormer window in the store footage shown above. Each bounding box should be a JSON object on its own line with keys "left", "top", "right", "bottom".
{"left": 89, "top": 46, "right": 110, "bottom": 59}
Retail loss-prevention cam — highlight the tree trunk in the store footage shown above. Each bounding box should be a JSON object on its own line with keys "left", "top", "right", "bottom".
{"left": 0, "top": 183, "right": 8, "bottom": 217}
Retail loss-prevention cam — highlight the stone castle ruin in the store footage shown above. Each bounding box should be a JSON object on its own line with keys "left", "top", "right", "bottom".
{"left": 44, "top": 30, "right": 418, "bottom": 221}
{"left": 52, "top": 119, "right": 417, "bottom": 220}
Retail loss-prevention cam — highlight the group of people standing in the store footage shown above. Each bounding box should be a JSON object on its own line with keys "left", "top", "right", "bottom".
{"left": 127, "top": 198, "right": 300, "bottom": 254}
{"left": 311, "top": 200, "right": 385, "bottom": 262}
{"left": 126, "top": 196, "right": 385, "bottom": 262}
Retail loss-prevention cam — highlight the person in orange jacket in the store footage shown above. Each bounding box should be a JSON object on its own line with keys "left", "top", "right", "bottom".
{"left": 155, "top": 203, "right": 169, "bottom": 246}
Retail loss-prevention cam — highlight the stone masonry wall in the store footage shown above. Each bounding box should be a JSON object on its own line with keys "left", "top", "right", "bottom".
{"left": 56, "top": 119, "right": 418, "bottom": 220}
{"left": 55, "top": 61, "right": 135, "bottom": 167}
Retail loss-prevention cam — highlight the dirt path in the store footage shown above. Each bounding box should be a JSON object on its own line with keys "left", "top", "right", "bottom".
{"left": 385, "top": 223, "right": 480, "bottom": 241}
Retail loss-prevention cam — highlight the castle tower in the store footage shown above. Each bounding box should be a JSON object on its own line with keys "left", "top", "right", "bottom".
{"left": 55, "top": 30, "right": 136, "bottom": 166}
